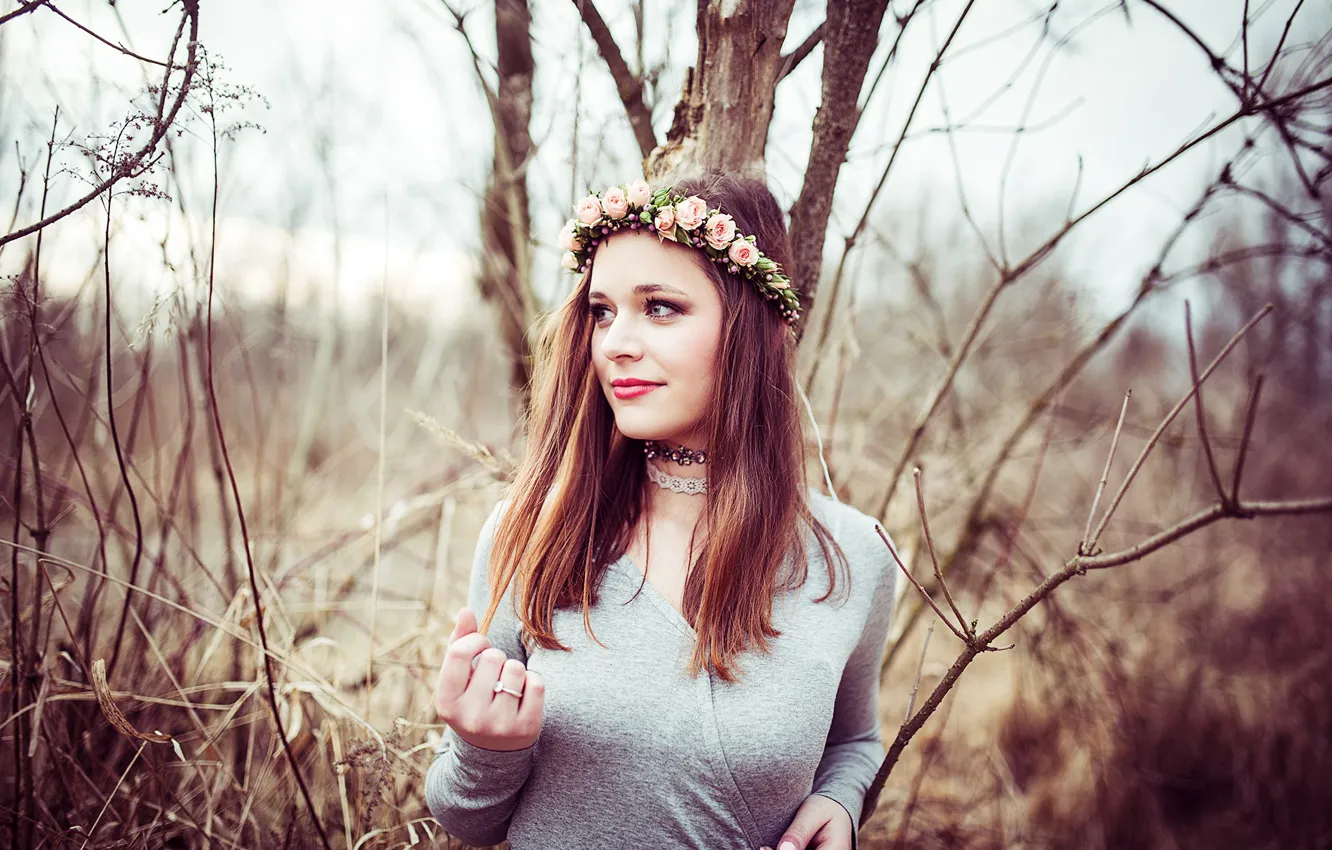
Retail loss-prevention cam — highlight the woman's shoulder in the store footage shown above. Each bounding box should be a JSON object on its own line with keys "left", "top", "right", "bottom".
{"left": 805, "top": 487, "right": 884, "bottom": 544}
{"left": 478, "top": 495, "right": 509, "bottom": 539}
{"left": 479, "top": 483, "right": 559, "bottom": 536}
{"left": 803, "top": 486, "right": 895, "bottom": 582}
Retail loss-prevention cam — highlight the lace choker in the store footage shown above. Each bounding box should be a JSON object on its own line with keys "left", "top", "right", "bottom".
{"left": 646, "top": 461, "right": 707, "bottom": 495}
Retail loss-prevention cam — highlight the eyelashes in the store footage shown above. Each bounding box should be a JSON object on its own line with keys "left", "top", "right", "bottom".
{"left": 645, "top": 298, "right": 682, "bottom": 318}
{"left": 589, "top": 298, "right": 683, "bottom": 324}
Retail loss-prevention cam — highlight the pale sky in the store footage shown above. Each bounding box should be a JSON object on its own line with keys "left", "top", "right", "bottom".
{"left": 0, "top": 0, "right": 1323, "bottom": 326}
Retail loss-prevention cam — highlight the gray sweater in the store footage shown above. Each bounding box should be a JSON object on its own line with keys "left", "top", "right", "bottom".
{"left": 426, "top": 489, "right": 899, "bottom": 849}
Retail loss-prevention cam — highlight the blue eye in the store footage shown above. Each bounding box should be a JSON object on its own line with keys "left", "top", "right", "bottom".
{"left": 646, "top": 299, "right": 681, "bottom": 319}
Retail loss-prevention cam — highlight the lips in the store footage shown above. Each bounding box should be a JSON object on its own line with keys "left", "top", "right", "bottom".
{"left": 611, "top": 379, "right": 662, "bottom": 400}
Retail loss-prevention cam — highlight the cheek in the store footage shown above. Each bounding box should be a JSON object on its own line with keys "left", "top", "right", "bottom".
{"left": 589, "top": 332, "right": 606, "bottom": 375}
{"left": 660, "top": 324, "right": 718, "bottom": 384}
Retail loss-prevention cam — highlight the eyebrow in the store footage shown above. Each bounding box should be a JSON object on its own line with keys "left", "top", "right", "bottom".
{"left": 588, "top": 282, "right": 687, "bottom": 299}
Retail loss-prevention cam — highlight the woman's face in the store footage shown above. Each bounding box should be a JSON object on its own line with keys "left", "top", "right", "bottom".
{"left": 588, "top": 230, "right": 723, "bottom": 451}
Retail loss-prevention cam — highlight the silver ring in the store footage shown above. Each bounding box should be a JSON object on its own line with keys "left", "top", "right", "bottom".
{"left": 492, "top": 680, "right": 523, "bottom": 698}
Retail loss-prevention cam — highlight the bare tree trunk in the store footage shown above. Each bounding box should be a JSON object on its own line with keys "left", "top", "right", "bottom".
{"left": 788, "top": 0, "right": 891, "bottom": 340}
{"left": 479, "top": 0, "right": 537, "bottom": 412}
{"left": 647, "top": 0, "right": 799, "bottom": 179}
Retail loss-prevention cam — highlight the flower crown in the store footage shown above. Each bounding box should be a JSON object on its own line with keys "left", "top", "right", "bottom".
{"left": 557, "top": 179, "right": 801, "bottom": 325}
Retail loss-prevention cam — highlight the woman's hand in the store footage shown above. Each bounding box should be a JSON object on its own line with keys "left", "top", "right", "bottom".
{"left": 434, "top": 606, "right": 545, "bottom": 752}
{"left": 759, "top": 793, "right": 853, "bottom": 850}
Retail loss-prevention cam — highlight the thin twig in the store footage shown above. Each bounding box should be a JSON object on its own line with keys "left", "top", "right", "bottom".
{"left": 1229, "top": 182, "right": 1332, "bottom": 251}
{"left": 1087, "top": 303, "right": 1273, "bottom": 549}
{"left": 1241, "top": 0, "right": 1251, "bottom": 100}
{"left": 104, "top": 123, "right": 146, "bottom": 680}
{"left": 44, "top": 2, "right": 182, "bottom": 68}
{"left": 1185, "top": 300, "right": 1230, "bottom": 504}
{"left": 1230, "top": 373, "right": 1265, "bottom": 501}
{"left": 903, "top": 620, "right": 935, "bottom": 724}
{"left": 1081, "top": 390, "right": 1131, "bottom": 553}
{"left": 913, "top": 467, "right": 969, "bottom": 636}
{"left": 1084, "top": 496, "right": 1332, "bottom": 569}
{"left": 79, "top": 739, "right": 147, "bottom": 850}
{"left": 8, "top": 354, "right": 25, "bottom": 850}
{"left": 366, "top": 194, "right": 390, "bottom": 716}
{"left": 197, "top": 59, "right": 332, "bottom": 850}
{"left": 1255, "top": 0, "right": 1305, "bottom": 96}
{"left": 876, "top": 525, "right": 969, "bottom": 644}
{"left": 876, "top": 174, "right": 1227, "bottom": 676}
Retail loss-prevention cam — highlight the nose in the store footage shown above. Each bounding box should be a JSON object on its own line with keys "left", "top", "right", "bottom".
{"left": 598, "top": 309, "right": 643, "bottom": 362}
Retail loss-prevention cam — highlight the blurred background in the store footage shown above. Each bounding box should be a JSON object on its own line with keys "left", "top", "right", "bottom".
{"left": 1, "top": 0, "right": 1330, "bottom": 847}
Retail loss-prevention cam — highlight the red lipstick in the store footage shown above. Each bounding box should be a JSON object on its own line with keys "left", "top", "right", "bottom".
{"left": 611, "top": 378, "right": 662, "bottom": 400}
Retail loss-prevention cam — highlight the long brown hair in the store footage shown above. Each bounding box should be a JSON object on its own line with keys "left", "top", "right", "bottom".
{"left": 480, "top": 167, "right": 850, "bottom": 682}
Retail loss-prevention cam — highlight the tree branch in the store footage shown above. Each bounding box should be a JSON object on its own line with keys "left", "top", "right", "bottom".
{"left": 1086, "top": 303, "right": 1273, "bottom": 550}
{"left": 0, "top": 4, "right": 199, "bottom": 248}
{"left": 864, "top": 484, "right": 1332, "bottom": 826}
{"left": 860, "top": 296, "right": 1332, "bottom": 829}
{"left": 44, "top": 2, "right": 182, "bottom": 68}
{"left": 0, "top": 0, "right": 47, "bottom": 27}
{"left": 789, "top": 0, "right": 900, "bottom": 344}
{"left": 777, "top": 19, "right": 825, "bottom": 83}
{"left": 871, "top": 75, "right": 1332, "bottom": 522}
{"left": 573, "top": 0, "right": 656, "bottom": 161}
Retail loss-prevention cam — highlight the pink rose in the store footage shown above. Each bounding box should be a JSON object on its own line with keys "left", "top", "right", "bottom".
{"left": 653, "top": 205, "right": 677, "bottom": 240}
{"left": 577, "top": 195, "right": 604, "bottom": 226}
{"left": 602, "top": 186, "right": 630, "bottom": 220}
{"left": 674, "top": 195, "right": 708, "bottom": 230}
{"left": 704, "top": 213, "right": 736, "bottom": 250}
{"left": 728, "top": 239, "right": 758, "bottom": 267}
{"left": 561, "top": 251, "right": 581, "bottom": 270}
{"left": 559, "top": 219, "right": 584, "bottom": 251}
{"left": 626, "top": 179, "right": 651, "bottom": 207}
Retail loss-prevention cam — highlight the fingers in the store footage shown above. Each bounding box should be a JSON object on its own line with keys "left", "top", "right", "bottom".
{"left": 437, "top": 605, "right": 545, "bottom": 751}
{"left": 484, "top": 656, "right": 545, "bottom": 731}
{"left": 466, "top": 646, "right": 508, "bottom": 703}
{"left": 436, "top": 631, "right": 491, "bottom": 708}
{"left": 767, "top": 793, "right": 852, "bottom": 850}
{"left": 450, "top": 606, "right": 477, "bottom": 642}
{"left": 487, "top": 657, "right": 526, "bottom": 716}
{"left": 515, "top": 668, "right": 545, "bottom": 728}
{"left": 767, "top": 794, "right": 834, "bottom": 850}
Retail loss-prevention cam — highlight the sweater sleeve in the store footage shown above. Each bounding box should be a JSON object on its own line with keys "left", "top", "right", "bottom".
{"left": 811, "top": 520, "right": 899, "bottom": 850}
{"left": 425, "top": 498, "right": 538, "bottom": 847}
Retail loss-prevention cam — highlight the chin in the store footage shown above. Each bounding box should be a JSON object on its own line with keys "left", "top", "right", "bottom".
{"left": 613, "top": 416, "right": 682, "bottom": 444}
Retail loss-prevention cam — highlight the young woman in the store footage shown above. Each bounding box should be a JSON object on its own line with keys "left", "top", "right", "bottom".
{"left": 426, "top": 170, "right": 898, "bottom": 850}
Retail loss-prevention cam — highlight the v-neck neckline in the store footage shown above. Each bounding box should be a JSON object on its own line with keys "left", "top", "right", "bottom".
{"left": 613, "top": 553, "right": 698, "bottom": 641}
